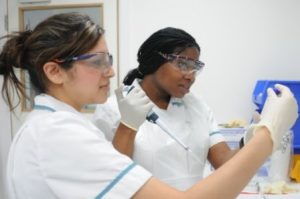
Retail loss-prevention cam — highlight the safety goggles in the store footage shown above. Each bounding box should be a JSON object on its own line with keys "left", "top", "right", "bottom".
{"left": 54, "top": 52, "right": 113, "bottom": 74}
{"left": 158, "top": 52, "right": 205, "bottom": 76}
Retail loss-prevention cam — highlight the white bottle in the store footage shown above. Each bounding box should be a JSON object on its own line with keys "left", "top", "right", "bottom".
{"left": 268, "top": 131, "right": 292, "bottom": 182}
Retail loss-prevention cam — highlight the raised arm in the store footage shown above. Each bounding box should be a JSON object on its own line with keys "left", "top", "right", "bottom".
{"left": 132, "top": 84, "right": 298, "bottom": 199}
{"left": 133, "top": 128, "right": 272, "bottom": 199}
{"left": 112, "top": 86, "right": 153, "bottom": 157}
{"left": 208, "top": 142, "right": 239, "bottom": 169}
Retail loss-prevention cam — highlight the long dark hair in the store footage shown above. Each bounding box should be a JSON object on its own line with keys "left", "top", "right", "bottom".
{"left": 0, "top": 12, "right": 104, "bottom": 110}
{"left": 123, "top": 27, "right": 200, "bottom": 85}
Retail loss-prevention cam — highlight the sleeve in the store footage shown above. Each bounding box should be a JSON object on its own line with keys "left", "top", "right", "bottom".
{"left": 207, "top": 107, "right": 226, "bottom": 147}
{"left": 188, "top": 94, "right": 226, "bottom": 148}
{"left": 38, "top": 112, "right": 152, "bottom": 199}
{"left": 186, "top": 93, "right": 225, "bottom": 148}
{"left": 92, "top": 95, "right": 121, "bottom": 141}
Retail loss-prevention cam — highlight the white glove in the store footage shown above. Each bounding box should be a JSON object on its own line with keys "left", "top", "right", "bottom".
{"left": 242, "top": 111, "right": 261, "bottom": 146}
{"left": 115, "top": 85, "right": 154, "bottom": 131}
{"left": 244, "top": 84, "right": 298, "bottom": 152}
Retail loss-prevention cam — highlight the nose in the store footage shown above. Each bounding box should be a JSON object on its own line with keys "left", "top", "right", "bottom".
{"left": 183, "top": 70, "right": 196, "bottom": 81}
{"left": 103, "top": 66, "right": 115, "bottom": 78}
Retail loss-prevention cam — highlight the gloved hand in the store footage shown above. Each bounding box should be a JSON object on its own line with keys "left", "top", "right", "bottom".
{"left": 251, "top": 111, "right": 261, "bottom": 124}
{"left": 243, "top": 84, "right": 298, "bottom": 152}
{"left": 242, "top": 111, "right": 261, "bottom": 147}
{"left": 115, "top": 85, "right": 154, "bottom": 131}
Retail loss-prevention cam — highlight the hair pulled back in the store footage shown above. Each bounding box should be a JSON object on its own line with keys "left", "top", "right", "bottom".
{"left": 0, "top": 12, "right": 104, "bottom": 110}
{"left": 123, "top": 27, "right": 200, "bottom": 85}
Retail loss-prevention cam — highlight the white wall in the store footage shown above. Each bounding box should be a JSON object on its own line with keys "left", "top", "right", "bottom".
{"left": 7, "top": 0, "right": 300, "bottom": 127}
{"left": 119, "top": 0, "right": 300, "bottom": 123}
{"left": 0, "top": 1, "right": 11, "bottom": 198}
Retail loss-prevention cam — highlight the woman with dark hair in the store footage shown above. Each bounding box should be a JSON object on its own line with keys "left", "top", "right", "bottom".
{"left": 93, "top": 27, "right": 298, "bottom": 191}
{"left": 94, "top": 27, "right": 238, "bottom": 190}
{"left": 1, "top": 15, "right": 297, "bottom": 199}
{"left": 0, "top": 13, "right": 153, "bottom": 199}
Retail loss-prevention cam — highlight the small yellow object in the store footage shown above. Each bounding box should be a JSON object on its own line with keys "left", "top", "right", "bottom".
{"left": 259, "top": 181, "right": 299, "bottom": 194}
{"left": 219, "top": 119, "right": 247, "bottom": 128}
{"left": 290, "top": 155, "right": 300, "bottom": 183}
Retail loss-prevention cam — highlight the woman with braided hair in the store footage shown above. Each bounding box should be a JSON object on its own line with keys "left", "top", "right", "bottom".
{"left": 94, "top": 27, "right": 243, "bottom": 190}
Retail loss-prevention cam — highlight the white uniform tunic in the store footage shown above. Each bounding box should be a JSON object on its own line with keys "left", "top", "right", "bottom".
{"left": 93, "top": 80, "right": 225, "bottom": 191}
{"left": 7, "top": 94, "right": 151, "bottom": 199}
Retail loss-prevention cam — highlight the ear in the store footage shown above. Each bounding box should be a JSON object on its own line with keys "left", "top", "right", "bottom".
{"left": 43, "top": 62, "right": 64, "bottom": 84}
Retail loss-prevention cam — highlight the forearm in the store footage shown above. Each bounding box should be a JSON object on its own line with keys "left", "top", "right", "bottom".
{"left": 187, "top": 127, "right": 272, "bottom": 199}
{"left": 112, "top": 123, "right": 136, "bottom": 157}
{"left": 208, "top": 142, "right": 239, "bottom": 169}
{"left": 133, "top": 85, "right": 296, "bottom": 199}
{"left": 213, "top": 149, "right": 239, "bottom": 169}
{"left": 134, "top": 128, "right": 272, "bottom": 199}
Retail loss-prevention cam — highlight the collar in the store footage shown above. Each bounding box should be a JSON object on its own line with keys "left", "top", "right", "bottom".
{"left": 170, "top": 97, "right": 183, "bottom": 107}
{"left": 131, "top": 78, "right": 184, "bottom": 108}
{"left": 33, "top": 94, "right": 81, "bottom": 116}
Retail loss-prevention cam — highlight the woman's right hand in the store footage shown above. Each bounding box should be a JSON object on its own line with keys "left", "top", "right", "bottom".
{"left": 115, "top": 85, "right": 154, "bottom": 131}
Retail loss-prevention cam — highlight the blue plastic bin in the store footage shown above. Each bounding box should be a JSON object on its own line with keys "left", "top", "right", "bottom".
{"left": 252, "top": 80, "right": 300, "bottom": 154}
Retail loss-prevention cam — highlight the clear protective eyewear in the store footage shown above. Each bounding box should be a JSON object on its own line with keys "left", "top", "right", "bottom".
{"left": 158, "top": 52, "right": 205, "bottom": 76}
{"left": 55, "top": 52, "right": 113, "bottom": 74}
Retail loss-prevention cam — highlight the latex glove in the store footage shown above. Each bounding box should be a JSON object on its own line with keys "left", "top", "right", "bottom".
{"left": 115, "top": 85, "right": 154, "bottom": 131}
{"left": 244, "top": 84, "right": 298, "bottom": 152}
{"left": 241, "top": 111, "right": 261, "bottom": 147}
{"left": 252, "top": 111, "right": 261, "bottom": 124}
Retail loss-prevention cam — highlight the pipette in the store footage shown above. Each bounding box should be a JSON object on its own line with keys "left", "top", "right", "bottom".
{"left": 146, "top": 109, "right": 208, "bottom": 172}
{"left": 123, "top": 85, "right": 205, "bottom": 169}
{"left": 124, "top": 85, "right": 192, "bottom": 152}
{"left": 146, "top": 110, "right": 192, "bottom": 152}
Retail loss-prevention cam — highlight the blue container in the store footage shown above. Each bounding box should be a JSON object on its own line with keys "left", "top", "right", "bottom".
{"left": 252, "top": 80, "right": 300, "bottom": 154}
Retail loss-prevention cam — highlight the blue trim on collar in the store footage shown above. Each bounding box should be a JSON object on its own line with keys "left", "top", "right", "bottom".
{"left": 171, "top": 101, "right": 183, "bottom": 107}
{"left": 95, "top": 162, "right": 136, "bottom": 199}
{"left": 33, "top": 105, "right": 56, "bottom": 112}
{"left": 209, "top": 131, "right": 221, "bottom": 136}
{"left": 170, "top": 97, "right": 183, "bottom": 107}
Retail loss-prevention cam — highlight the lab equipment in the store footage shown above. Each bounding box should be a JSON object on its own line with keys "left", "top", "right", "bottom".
{"left": 268, "top": 131, "right": 293, "bottom": 181}
{"left": 125, "top": 85, "right": 196, "bottom": 153}
{"left": 157, "top": 52, "right": 205, "bottom": 76}
{"left": 253, "top": 80, "right": 300, "bottom": 182}
{"left": 123, "top": 84, "right": 208, "bottom": 166}
{"left": 146, "top": 110, "right": 205, "bottom": 170}
{"left": 252, "top": 80, "right": 300, "bottom": 154}
{"left": 246, "top": 84, "right": 298, "bottom": 152}
{"left": 290, "top": 154, "right": 300, "bottom": 182}
{"left": 146, "top": 110, "right": 190, "bottom": 152}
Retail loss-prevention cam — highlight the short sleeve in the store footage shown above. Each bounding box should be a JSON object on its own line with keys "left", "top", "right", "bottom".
{"left": 38, "top": 112, "right": 151, "bottom": 199}
{"left": 92, "top": 95, "right": 120, "bottom": 141}
{"left": 205, "top": 104, "right": 225, "bottom": 147}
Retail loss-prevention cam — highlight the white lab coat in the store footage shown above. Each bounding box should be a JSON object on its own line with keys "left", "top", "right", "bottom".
{"left": 7, "top": 94, "right": 151, "bottom": 199}
{"left": 93, "top": 79, "right": 225, "bottom": 191}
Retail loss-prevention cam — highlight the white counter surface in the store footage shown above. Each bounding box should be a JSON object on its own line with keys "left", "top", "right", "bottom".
{"left": 237, "top": 193, "right": 300, "bottom": 199}
{"left": 237, "top": 181, "right": 300, "bottom": 199}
